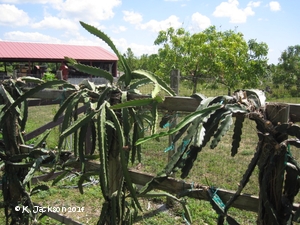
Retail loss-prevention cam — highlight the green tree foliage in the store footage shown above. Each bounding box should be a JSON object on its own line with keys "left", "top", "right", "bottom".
{"left": 121, "top": 49, "right": 162, "bottom": 78}
{"left": 122, "top": 47, "right": 138, "bottom": 70}
{"left": 246, "top": 39, "right": 269, "bottom": 86}
{"left": 0, "top": 21, "right": 177, "bottom": 225}
{"left": 154, "top": 26, "right": 269, "bottom": 94}
{"left": 0, "top": 63, "right": 14, "bottom": 74}
{"left": 273, "top": 45, "right": 300, "bottom": 92}
{"left": 154, "top": 27, "right": 191, "bottom": 80}
{"left": 137, "top": 53, "right": 160, "bottom": 73}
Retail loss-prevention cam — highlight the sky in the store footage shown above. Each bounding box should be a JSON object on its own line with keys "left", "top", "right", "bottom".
{"left": 0, "top": 0, "right": 299, "bottom": 64}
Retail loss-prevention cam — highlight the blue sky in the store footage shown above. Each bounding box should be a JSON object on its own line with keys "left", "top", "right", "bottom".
{"left": 0, "top": 0, "right": 298, "bottom": 64}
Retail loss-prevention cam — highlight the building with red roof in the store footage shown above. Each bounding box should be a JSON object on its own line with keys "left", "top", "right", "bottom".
{"left": 0, "top": 41, "right": 118, "bottom": 79}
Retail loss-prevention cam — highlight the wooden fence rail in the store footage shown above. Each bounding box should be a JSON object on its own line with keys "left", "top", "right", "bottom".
{"left": 1, "top": 165, "right": 300, "bottom": 222}
{"left": 29, "top": 88, "right": 300, "bottom": 119}
{"left": 15, "top": 88, "right": 300, "bottom": 223}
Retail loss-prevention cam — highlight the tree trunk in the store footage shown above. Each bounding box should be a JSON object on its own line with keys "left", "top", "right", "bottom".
{"left": 227, "top": 87, "right": 231, "bottom": 96}
{"left": 167, "top": 69, "right": 180, "bottom": 206}
{"left": 192, "top": 76, "right": 198, "bottom": 94}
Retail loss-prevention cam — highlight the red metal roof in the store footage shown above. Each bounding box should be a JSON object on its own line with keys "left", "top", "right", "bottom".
{"left": 0, "top": 41, "right": 118, "bottom": 62}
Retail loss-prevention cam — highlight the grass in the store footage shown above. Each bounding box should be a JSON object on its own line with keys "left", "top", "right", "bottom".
{"left": 138, "top": 117, "right": 260, "bottom": 224}
{"left": 31, "top": 181, "right": 103, "bottom": 224}
{"left": 25, "top": 104, "right": 60, "bottom": 149}
{"left": 1, "top": 83, "right": 300, "bottom": 224}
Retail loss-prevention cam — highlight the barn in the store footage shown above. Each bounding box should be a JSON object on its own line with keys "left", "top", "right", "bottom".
{"left": 0, "top": 41, "right": 118, "bottom": 83}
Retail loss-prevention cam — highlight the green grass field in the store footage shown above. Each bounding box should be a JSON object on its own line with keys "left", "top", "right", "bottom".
{"left": 1, "top": 83, "right": 300, "bottom": 224}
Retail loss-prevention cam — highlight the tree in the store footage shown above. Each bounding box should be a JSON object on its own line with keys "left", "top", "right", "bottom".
{"left": 154, "top": 27, "right": 191, "bottom": 81}
{"left": 245, "top": 39, "right": 269, "bottom": 87}
{"left": 1, "top": 22, "right": 300, "bottom": 225}
{"left": 273, "top": 45, "right": 300, "bottom": 92}
{"left": 122, "top": 48, "right": 138, "bottom": 71}
{"left": 136, "top": 53, "right": 160, "bottom": 73}
{"left": 154, "top": 26, "right": 269, "bottom": 95}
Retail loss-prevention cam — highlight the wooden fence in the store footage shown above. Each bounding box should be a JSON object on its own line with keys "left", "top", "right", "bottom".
{"left": 14, "top": 87, "right": 300, "bottom": 224}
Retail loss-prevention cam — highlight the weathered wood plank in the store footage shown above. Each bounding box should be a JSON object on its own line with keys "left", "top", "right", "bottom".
{"left": 29, "top": 88, "right": 74, "bottom": 100}
{"left": 128, "top": 169, "right": 300, "bottom": 215}
{"left": 160, "top": 96, "right": 199, "bottom": 112}
{"left": 28, "top": 98, "right": 61, "bottom": 106}
{"left": 128, "top": 169, "right": 259, "bottom": 212}
{"left": 1, "top": 163, "right": 299, "bottom": 221}
{"left": 23, "top": 105, "right": 87, "bottom": 141}
{"left": 28, "top": 89, "right": 300, "bottom": 121}
{"left": 288, "top": 103, "right": 300, "bottom": 122}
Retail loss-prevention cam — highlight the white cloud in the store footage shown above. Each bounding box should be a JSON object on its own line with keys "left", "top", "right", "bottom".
{"left": 191, "top": 12, "right": 211, "bottom": 30}
{"left": 111, "top": 25, "right": 127, "bottom": 33}
{"left": 123, "top": 10, "right": 143, "bottom": 25}
{"left": 54, "top": 0, "right": 121, "bottom": 23}
{"left": 112, "top": 38, "right": 158, "bottom": 56}
{"left": 139, "top": 15, "right": 182, "bottom": 32}
{"left": 31, "top": 16, "right": 78, "bottom": 31}
{"left": 123, "top": 11, "right": 181, "bottom": 33}
{"left": 0, "top": 0, "right": 61, "bottom": 3}
{"left": 129, "top": 43, "right": 158, "bottom": 56}
{"left": 213, "top": 0, "right": 255, "bottom": 23}
{"left": 0, "top": 4, "right": 30, "bottom": 26}
{"left": 67, "top": 35, "right": 108, "bottom": 47}
{"left": 247, "top": 1, "right": 261, "bottom": 8}
{"left": 269, "top": 1, "right": 281, "bottom": 11}
{"left": 3, "top": 31, "right": 61, "bottom": 43}
{"left": 119, "top": 26, "right": 127, "bottom": 32}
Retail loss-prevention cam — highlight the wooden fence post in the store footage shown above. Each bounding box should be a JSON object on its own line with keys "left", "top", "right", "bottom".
{"left": 168, "top": 69, "right": 180, "bottom": 157}
{"left": 167, "top": 69, "right": 180, "bottom": 206}
{"left": 258, "top": 103, "right": 290, "bottom": 224}
{"left": 170, "top": 69, "right": 180, "bottom": 95}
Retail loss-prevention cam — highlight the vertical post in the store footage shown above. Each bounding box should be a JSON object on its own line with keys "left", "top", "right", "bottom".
{"left": 28, "top": 61, "right": 31, "bottom": 75}
{"left": 167, "top": 69, "right": 180, "bottom": 206}
{"left": 168, "top": 69, "right": 180, "bottom": 156}
{"left": 170, "top": 69, "right": 180, "bottom": 95}
{"left": 13, "top": 70, "right": 17, "bottom": 79}
{"left": 192, "top": 76, "right": 198, "bottom": 94}
{"left": 56, "top": 70, "right": 62, "bottom": 80}
{"left": 258, "top": 103, "right": 290, "bottom": 224}
{"left": 4, "top": 62, "right": 7, "bottom": 74}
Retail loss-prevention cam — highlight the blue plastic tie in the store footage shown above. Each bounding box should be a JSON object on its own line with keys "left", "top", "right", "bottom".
{"left": 182, "top": 212, "right": 191, "bottom": 225}
{"left": 211, "top": 187, "right": 225, "bottom": 210}
{"left": 164, "top": 143, "right": 174, "bottom": 152}
{"left": 181, "top": 140, "right": 190, "bottom": 152}
{"left": 163, "top": 122, "right": 170, "bottom": 128}
{"left": 163, "top": 113, "right": 180, "bottom": 128}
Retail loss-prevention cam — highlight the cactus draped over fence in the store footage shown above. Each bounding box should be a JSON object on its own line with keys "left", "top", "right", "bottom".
{"left": 1, "top": 21, "right": 300, "bottom": 225}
